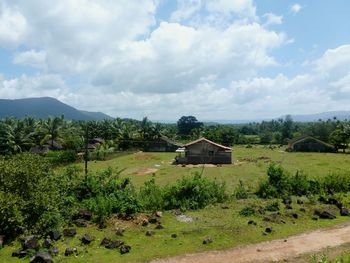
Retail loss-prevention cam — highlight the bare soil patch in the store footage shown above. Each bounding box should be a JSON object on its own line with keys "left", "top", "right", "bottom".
{"left": 152, "top": 221, "right": 350, "bottom": 263}
{"left": 136, "top": 168, "right": 158, "bottom": 175}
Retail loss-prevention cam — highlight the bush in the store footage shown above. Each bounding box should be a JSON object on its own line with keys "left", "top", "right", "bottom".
{"left": 239, "top": 205, "right": 256, "bottom": 216}
{"left": 234, "top": 180, "right": 249, "bottom": 199}
{"left": 323, "top": 173, "right": 350, "bottom": 194}
{"left": 290, "top": 171, "right": 311, "bottom": 196}
{"left": 46, "top": 150, "right": 77, "bottom": 165}
{"left": 265, "top": 201, "right": 280, "bottom": 212}
{"left": 163, "top": 173, "right": 227, "bottom": 210}
{"left": 139, "top": 179, "right": 165, "bottom": 212}
{"left": 0, "top": 191, "right": 24, "bottom": 238}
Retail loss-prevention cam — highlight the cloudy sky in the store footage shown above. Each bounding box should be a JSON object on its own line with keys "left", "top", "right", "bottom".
{"left": 0, "top": 0, "right": 350, "bottom": 121}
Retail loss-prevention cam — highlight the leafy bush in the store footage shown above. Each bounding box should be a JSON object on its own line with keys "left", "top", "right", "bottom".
{"left": 46, "top": 150, "right": 77, "bottom": 165}
{"left": 234, "top": 180, "right": 249, "bottom": 199}
{"left": 239, "top": 205, "right": 256, "bottom": 216}
{"left": 323, "top": 173, "right": 350, "bottom": 194}
{"left": 163, "top": 173, "right": 227, "bottom": 210}
{"left": 0, "top": 191, "right": 24, "bottom": 237}
{"left": 139, "top": 179, "right": 165, "bottom": 212}
{"left": 290, "top": 171, "right": 311, "bottom": 196}
{"left": 265, "top": 201, "right": 280, "bottom": 212}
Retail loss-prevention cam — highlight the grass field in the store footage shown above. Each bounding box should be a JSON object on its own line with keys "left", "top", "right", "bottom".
{"left": 1, "top": 146, "right": 350, "bottom": 263}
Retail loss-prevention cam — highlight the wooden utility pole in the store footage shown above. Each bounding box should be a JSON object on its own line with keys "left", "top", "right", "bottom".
{"left": 84, "top": 123, "right": 89, "bottom": 176}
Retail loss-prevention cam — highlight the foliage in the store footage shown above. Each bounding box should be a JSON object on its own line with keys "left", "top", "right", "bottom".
{"left": 239, "top": 205, "right": 256, "bottom": 216}
{"left": 139, "top": 179, "right": 165, "bottom": 212}
{"left": 163, "top": 173, "right": 227, "bottom": 210}
{"left": 265, "top": 201, "right": 280, "bottom": 212}
{"left": 46, "top": 150, "right": 77, "bottom": 165}
{"left": 234, "top": 180, "right": 249, "bottom": 199}
{"left": 177, "top": 116, "right": 204, "bottom": 136}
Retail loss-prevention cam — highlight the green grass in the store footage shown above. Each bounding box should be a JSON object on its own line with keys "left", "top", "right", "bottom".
{"left": 2, "top": 146, "right": 350, "bottom": 262}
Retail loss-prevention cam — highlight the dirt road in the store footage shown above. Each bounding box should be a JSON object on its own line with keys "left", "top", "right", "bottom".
{"left": 151, "top": 221, "right": 350, "bottom": 263}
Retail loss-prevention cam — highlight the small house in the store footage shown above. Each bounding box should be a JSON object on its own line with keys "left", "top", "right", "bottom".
{"left": 144, "top": 136, "right": 184, "bottom": 152}
{"left": 287, "top": 135, "right": 336, "bottom": 153}
{"left": 175, "top": 137, "right": 232, "bottom": 164}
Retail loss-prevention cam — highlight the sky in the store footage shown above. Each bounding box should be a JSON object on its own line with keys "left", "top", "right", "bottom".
{"left": 0, "top": 0, "right": 350, "bottom": 121}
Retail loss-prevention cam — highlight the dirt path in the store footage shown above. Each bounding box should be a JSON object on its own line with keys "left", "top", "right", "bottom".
{"left": 151, "top": 221, "right": 350, "bottom": 263}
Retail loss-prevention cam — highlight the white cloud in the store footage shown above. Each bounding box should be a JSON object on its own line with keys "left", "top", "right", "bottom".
{"left": 263, "top": 13, "right": 283, "bottom": 26}
{"left": 290, "top": 4, "right": 302, "bottom": 14}
{"left": 206, "top": 0, "right": 256, "bottom": 18}
{"left": 170, "top": 0, "right": 202, "bottom": 22}
{"left": 0, "top": 2, "right": 27, "bottom": 48}
{"left": 13, "top": 50, "right": 46, "bottom": 69}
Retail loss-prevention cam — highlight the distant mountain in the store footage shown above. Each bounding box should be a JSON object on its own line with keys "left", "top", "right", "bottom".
{"left": 0, "top": 97, "right": 114, "bottom": 120}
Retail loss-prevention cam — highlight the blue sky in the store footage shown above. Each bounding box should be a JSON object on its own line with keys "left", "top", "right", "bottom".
{"left": 0, "top": 0, "right": 350, "bottom": 121}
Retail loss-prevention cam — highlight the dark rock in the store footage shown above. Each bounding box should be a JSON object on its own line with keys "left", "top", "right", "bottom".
{"left": 248, "top": 220, "right": 257, "bottom": 225}
{"left": 47, "top": 230, "right": 61, "bottom": 241}
{"left": 22, "top": 235, "right": 39, "bottom": 250}
{"left": 12, "top": 249, "right": 27, "bottom": 258}
{"left": 48, "top": 247, "right": 59, "bottom": 257}
{"left": 281, "top": 220, "right": 286, "bottom": 224}
{"left": 319, "top": 210, "right": 336, "bottom": 219}
{"left": 42, "top": 238, "right": 52, "bottom": 249}
{"left": 258, "top": 208, "right": 266, "bottom": 215}
{"left": 30, "top": 252, "right": 53, "bottom": 263}
{"left": 221, "top": 205, "right": 229, "bottom": 209}
{"left": 340, "top": 207, "right": 350, "bottom": 216}
{"left": 171, "top": 234, "right": 177, "bottom": 238}
{"left": 63, "top": 228, "right": 77, "bottom": 237}
{"left": 155, "top": 223, "right": 164, "bottom": 229}
{"left": 265, "top": 227, "right": 272, "bottom": 233}
{"left": 282, "top": 196, "right": 292, "bottom": 205}
{"left": 292, "top": 213, "right": 299, "bottom": 219}
{"left": 202, "top": 237, "right": 213, "bottom": 244}
{"left": 327, "top": 198, "right": 342, "bottom": 208}
{"left": 120, "top": 244, "right": 131, "bottom": 254}
{"left": 141, "top": 219, "right": 149, "bottom": 226}
{"left": 77, "top": 209, "right": 93, "bottom": 221}
{"left": 297, "top": 199, "right": 304, "bottom": 205}
{"left": 149, "top": 217, "right": 158, "bottom": 224}
{"left": 65, "top": 248, "right": 77, "bottom": 256}
{"left": 145, "top": 230, "right": 155, "bottom": 236}
{"left": 81, "top": 234, "right": 95, "bottom": 245}
{"left": 100, "top": 237, "right": 111, "bottom": 246}
{"left": 115, "top": 228, "right": 124, "bottom": 236}
{"left": 105, "top": 240, "right": 124, "bottom": 249}
{"left": 0, "top": 235, "right": 4, "bottom": 248}
{"left": 174, "top": 209, "right": 182, "bottom": 216}
{"left": 74, "top": 219, "right": 89, "bottom": 227}
{"left": 285, "top": 204, "right": 293, "bottom": 210}
{"left": 299, "top": 208, "right": 306, "bottom": 212}
{"left": 312, "top": 217, "right": 318, "bottom": 221}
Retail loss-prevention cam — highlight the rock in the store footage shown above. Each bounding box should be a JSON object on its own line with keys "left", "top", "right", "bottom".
{"left": 327, "top": 198, "right": 342, "bottom": 208}
{"left": 171, "top": 234, "right": 177, "bottom": 238}
{"left": 299, "top": 208, "right": 306, "bottom": 212}
{"left": 81, "top": 234, "right": 95, "bottom": 245}
{"left": 174, "top": 209, "right": 182, "bottom": 216}
{"left": 265, "top": 227, "right": 272, "bottom": 233}
{"left": 105, "top": 240, "right": 124, "bottom": 249}
{"left": 146, "top": 230, "right": 155, "bottom": 236}
{"left": 65, "top": 248, "right": 77, "bottom": 256}
{"left": 115, "top": 228, "right": 124, "bottom": 236}
{"left": 141, "top": 219, "right": 149, "bottom": 226}
{"left": 221, "top": 205, "right": 229, "bottom": 209}
{"left": 285, "top": 204, "right": 293, "bottom": 210}
{"left": 42, "top": 238, "right": 52, "bottom": 249}
{"left": 248, "top": 220, "right": 257, "bottom": 225}
{"left": 100, "top": 237, "right": 111, "bottom": 246}
{"left": 48, "top": 247, "right": 59, "bottom": 257}
{"left": 12, "top": 250, "right": 27, "bottom": 258}
{"left": 176, "top": 214, "right": 193, "bottom": 223}
{"left": 74, "top": 219, "right": 89, "bottom": 227}
{"left": 312, "top": 217, "right": 318, "bottom": 221}
{"left": 0, "top": 235, "right": 4, "bottom": 248}
{"left": 63, "top": 228, "right": 77, "bottom": 237}
{"left": 258, "top": 208, "right": 266, "bottom": 215}
{"left": 292, "top": 213, "right": 299, "bottom": 219}
{"left": 340, "top": 207, "right": 350, "bottom": 216}
{"left": 155, "top": 223, "right": 164, "bottom": 229}
{"left": 47, "top": 230, "right": 61, "bottom": 241}
{"left": 282, "top": 196, "right": 292, "bottom": 205}
{"left": 77, "top": 209, "right": 93, "bottom": 220}
{"left": 120, "top": 244, "right": 131, "bottom": 254}
{"left": 22, "top": 235, "right": 39, "bottom": 250}
{"left": 30, "top": 252, "right": 53, "bottom": 263}
{"left": 155, "top": 211, "right": 163, "bottom": 217}
{"left": 319, "top": 210, "right": 336, "bottom": 219}
{"left": 297, "top": 199, "right": 304, "bottom": 205}
{"left": 202, "top": 237, "right": 213, "bottom": 245}
{"left": 148, "top": 217, "right": 158, "bottom": 224}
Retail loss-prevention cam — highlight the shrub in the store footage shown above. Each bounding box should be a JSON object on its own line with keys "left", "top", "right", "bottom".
{"left": 0, "top": 191, "right": 24, "bottom": 238}
{"left": 46, "top": 150, "right": 77, "bottom": 165}
{"left": 139, "top": 179, "right": 165, "bottom": 212}
{"left": 290, "top": 171, "right": 310, "bottom": 196}
{"left": 163, "top": 173, "right": 227, "bottom": 210}
{"left": 265, "top": 201, "right": 280, "bottom": 212}
{"left": 323, "top": 173, "right": 350, "bottom": 194}
{"left": 234, "top": 180, "right": 249, "bottom": 199}
{"left": 239, "top": 205, "right": 256, "bottom": 216}
{"left": 256, "top": 180, "right": 278, "bottom": 198}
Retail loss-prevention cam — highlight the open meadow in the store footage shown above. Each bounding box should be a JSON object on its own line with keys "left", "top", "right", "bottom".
{"left": 1, "top": 146, "right": 350, "bottom": 263}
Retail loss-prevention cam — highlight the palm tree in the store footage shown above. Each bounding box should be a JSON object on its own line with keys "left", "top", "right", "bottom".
{"left": 39, "top": 116, "right": 64, "bottom": 149}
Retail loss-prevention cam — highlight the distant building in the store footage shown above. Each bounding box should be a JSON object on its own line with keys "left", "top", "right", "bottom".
{"left": 175, "top": 137, "right": 232, "bottom": 164}
{"left": 287, "top": 135, "right": 336, "bottom": 153}
{"left": 144, "top": 136, "right": 183, "bottom": 152}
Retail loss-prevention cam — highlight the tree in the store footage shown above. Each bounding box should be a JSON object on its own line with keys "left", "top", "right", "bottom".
{"left": 39, "top": 116, "right": 64, "bottom": 148}
{"left": 177, "top": 116, "right": 203, "bottom": 136}
{"left": 281, "top": 115, "right": 294, "bottom": 143}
